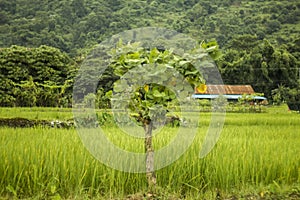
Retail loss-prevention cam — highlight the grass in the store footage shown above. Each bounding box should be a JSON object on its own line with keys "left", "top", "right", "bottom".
{"left": 0, "top": 107, "right": 74, "bottom": 121}
{"left": 0, "top": 106, "right": 299, "bottom": 199}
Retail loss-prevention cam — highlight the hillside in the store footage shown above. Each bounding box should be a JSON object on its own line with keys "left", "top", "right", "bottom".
{"left": 0, "top": 0, "right": 299, "bottom": 56}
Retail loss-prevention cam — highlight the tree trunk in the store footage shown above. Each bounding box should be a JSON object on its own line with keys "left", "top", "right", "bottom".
{"left": 144, "top": 120, "right": 156, "bottom": 191}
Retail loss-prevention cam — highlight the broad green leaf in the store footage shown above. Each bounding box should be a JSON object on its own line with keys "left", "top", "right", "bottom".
{"left": 114, "top": 81, "right": 127, "bottom": 92}
{"left": 184, "top": 70, "right": 199, "bottom": 76}
{"left": 128, "top": 52, "right": 140, "bottom": 59}
{"left": 179, "top": 60, "right": 190, "bottom": 66}
{"left": 153, "top": 89, "right": 164, "bottom": 97}
{"left": 146, "top": 93, "right": 154, "bottom": 99}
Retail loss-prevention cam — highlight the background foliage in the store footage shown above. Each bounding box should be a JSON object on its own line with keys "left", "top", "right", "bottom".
{"left": 0, "top": 0, "right": 299, "bottom": 55}
{"left": 0, "top": 0, "right": 299, "bottom": 108}
{"left": 0, "top": 45, "right": 76, "bottom": 107}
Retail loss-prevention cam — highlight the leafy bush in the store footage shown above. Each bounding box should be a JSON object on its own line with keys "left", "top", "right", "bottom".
{"left": 0, "top": 45, "right": 76, "bottom": 107}
{"left": 286, "top": 87, "right": 300, "bottom": 112}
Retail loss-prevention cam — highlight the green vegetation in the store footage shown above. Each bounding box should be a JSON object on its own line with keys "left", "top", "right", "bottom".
{"left": 218, "top": 37, "right": 299, "bottom": 100}
{"left": 0, "top": 0, "right": 299, "bottom": 105}
{"left": 0, "top": 108, "right": 299, "bottom": 199}
{"left": 0, "top": 0, "right": 299, "bottom": 57}
{"left": 1, "top": 40, "right": 298, "bottom": 108}
{"left": 285, "top": 83, "right": 300, "bottom": 113}
{"left": 0, "top": 107, "right": 73, "bottom": 120}
{"left": 0, "top": 45, "right": 76, "bottom": 107}
{"left": 0, "top": 109, "right": 296, "bottom": 198}
{"left": 0, "top": 0, "right": 299, "bottom": 198}
{"left": 103, "top": 41, "right": 207, "bottom": 189}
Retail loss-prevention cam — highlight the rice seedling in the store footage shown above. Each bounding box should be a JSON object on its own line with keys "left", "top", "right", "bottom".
{"left": 0, "top": 109, "right": 299, "bottom": 199}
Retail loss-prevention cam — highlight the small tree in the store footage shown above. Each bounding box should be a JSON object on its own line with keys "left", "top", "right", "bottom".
{"left": 286, "top": 83, "right": 300, "bottom": 113}
{"left": 109, "top": 41, "right": 206, "bottom": 190}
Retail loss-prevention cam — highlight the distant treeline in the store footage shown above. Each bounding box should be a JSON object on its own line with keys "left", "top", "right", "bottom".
{"left": 0, "top": 43, "right": 299, "bottom": 111}
{"left": 0, "top": 0, "right": 299, "bottom": 110}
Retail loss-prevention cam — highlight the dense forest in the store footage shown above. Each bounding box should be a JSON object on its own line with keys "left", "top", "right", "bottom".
{"left": 0, "top": 0, "right": 299, "bottom": 108}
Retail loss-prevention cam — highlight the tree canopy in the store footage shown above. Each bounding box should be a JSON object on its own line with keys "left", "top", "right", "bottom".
{"left": 0, "top": 45, "right": 76, "bottom": 107}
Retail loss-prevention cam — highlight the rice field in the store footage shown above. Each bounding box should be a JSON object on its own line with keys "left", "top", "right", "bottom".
{"left": 0, "top": 106, "right": 299, "bottom": 199}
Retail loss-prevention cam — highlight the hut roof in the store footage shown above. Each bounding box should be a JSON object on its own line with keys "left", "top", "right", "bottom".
{"left": 195, "top": 85, "right": 255, "bottom": 95}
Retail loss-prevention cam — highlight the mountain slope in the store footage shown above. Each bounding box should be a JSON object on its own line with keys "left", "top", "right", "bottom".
{"left": 0, "top": 0, "right": 299, "bottom": 57}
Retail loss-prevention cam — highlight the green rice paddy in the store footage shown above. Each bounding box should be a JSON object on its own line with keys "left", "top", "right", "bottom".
{"left": 0, "top": 106, "right": 299, "bottom": 199}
